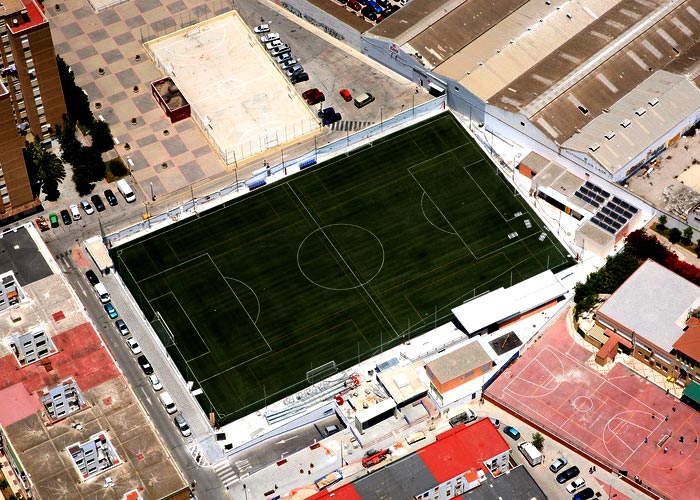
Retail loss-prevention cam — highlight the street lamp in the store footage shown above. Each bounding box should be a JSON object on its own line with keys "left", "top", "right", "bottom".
{"left": 150, "top": 182, "right": 156, "bottom": 202}
{"left": 243, "top": 484, "right": 248, "bottom": 500}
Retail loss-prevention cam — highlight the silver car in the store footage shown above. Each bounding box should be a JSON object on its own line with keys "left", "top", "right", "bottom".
{"left": 271, "top": 44, "right": 290, "bottom": 56}
{"left": 276, "top": 53, "right": 292, "bottom": 63}
{"left": 260, "top": 33, "right": 279, "bottom": 43}
{"left": 280, "top": 58, "right": 298, "bottom": 69}
{"left": 174, "top": 414, "right": 191, "bottom": 437}
{"left": 265, "top": 40, "right": 282, "bottom": 50}
{"left": 285, "top": 64, "right": 304, "bottom": 77}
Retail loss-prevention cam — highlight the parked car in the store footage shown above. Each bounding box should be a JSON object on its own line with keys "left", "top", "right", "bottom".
{"left": 276, "top": 52, "right": 292, "bottom": 63}
{"left": 271, "top": 44, "right": 291, "bottom": 57}
{"left": 104, "top": 302, "right": 118, "bottom": 319}
{"left": 502, "top": 425, "right": 521, "bottom": 440}
{"left": 80, "top": 199, "right": 94, "bottom": 215}
{"left": 104, "top": 189, "right": 118, "bottom": 206}
{"left": 148, "top": 374, "right": 163, "bottom": 391}
{"left": 304, "top": 88, "right": 325, "bottom": 104}
{"left": 339, "top": 89, "right": 352, "bottom": 102}
{"left": 115, "top": 319, "right": 130, "bottom": 336}
{"left": 362, "top": 7, "right": 377, "bottom": 20}
{"left": 291, "top": 72, "right": 309, "bottom": 84}
{"left": 319, "top": 108, "right": 341, "bottom": 126}
{"left": 91, "top": 194, "right": 106, "bottom": 212}
{"left": 573, "top": 487, "right": 595, "bottom": 500}
{"left": 69, "top": 204, "right": 82, "bottom": 220}
{"left": 280, "top": 59, "right": 299, "bottom": 70}
{"left": 137, "top": 355, "right": 154, "bottom": 375}
{"left": 489, "top": 417, "right": 500, "bottom": 428}
{"left": 260, "top": 33, "right": 279, "bottom": 43}
{"left": 49, "top": 212, "right": 59, "bottom": 228}
{"left": 285, "top": 64, "right": 304, "bottom": 77}
{"left": 566, "top": 478, "right": 586, "bottom": 494}
{"left": 174, "top": 414, "right": 192, "bottom": 437}
{"left": 349, "top": 0, "right": 362, "bottom": 11}
{"left": 126, "top": 337, "right": 142, "bottom": 355}
{"left": 60, "top": 209, "right": 72, "bottom": 225}
{"left": 556, "top": 466, "right": 580, "bottom": 484}
{"left": 550, "top": 457, "right": 568, "bottom": 473}
{"left": 254, "top": 24, "right": 270, "bottom": 33}
{"left": 86, "top": 270, "right": 100, "bottom": 286}
{"left": 265, "top": 40, "right": 282, "bottom": 50}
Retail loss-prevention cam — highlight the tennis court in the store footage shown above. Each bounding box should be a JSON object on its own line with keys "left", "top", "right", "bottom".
{"left": 114, "top": 112, "right": 574, "bottom": 423}
{"left": 487, "top": 312, "right": 700, "bottom": 500}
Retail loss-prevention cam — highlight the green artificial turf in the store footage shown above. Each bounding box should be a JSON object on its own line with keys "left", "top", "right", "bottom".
{"left": 114, "top": 112, "right": 574, "bottom": 423}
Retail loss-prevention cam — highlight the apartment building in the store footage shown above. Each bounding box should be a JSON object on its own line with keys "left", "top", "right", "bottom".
{"left": 0, "top": 0, "right": 66, "bottom": 218}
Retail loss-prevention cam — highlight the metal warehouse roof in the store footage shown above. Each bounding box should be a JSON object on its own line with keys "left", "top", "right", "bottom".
{"left": 598, "top": 260, "right": 700, "bottom": 352}
{"left": 452, "top": 270, "right": 567, "bottom": 334}
{"left": 562, "top": 71, "right": 700, "bottom": 177}
{"left": 434, "top": 0, "right": 628, "bottom": 99}
{"left": 527, "top": 0, "right": 700, "bottom": 142}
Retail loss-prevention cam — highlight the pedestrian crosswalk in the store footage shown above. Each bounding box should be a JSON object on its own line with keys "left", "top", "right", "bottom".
{"left": 212, "top": 459, "right": 239, "bottom": 488}
{"left": 330, "top": 120, "right": 374, "bottom": 132}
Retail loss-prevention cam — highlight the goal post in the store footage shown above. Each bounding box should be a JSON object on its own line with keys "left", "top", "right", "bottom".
{"left": 151, "top": 311, "right": 176, "bottom": 348}
{"left": 306, "top": 360, "right": 337, "bottom": 384}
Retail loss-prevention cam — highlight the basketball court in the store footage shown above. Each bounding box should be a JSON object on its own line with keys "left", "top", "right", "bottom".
{"left": 487, "top": 312, "right": 700, "bottom": 500}
{"left": 145, "top": 11, "right": 318, "bottom": 164}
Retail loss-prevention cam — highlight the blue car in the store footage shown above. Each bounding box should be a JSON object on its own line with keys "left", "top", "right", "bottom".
{"left": 104, "top": 302, "right": 118, "bottom": 319}
{"left": 503, "top": 425, "right": 521, "bottom": 440}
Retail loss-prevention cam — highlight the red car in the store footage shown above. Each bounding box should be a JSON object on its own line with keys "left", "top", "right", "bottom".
{"left": 302, "top": 88, "right": 319, "bottom": 100}
{"left": 305, "top": 89, "right": 325, "bottom": 105}
{"left": 348, "top": 0, "right": 362, "bottom": 11}
{"left": 339, "top": 89, "right": 352, "bottom": 102}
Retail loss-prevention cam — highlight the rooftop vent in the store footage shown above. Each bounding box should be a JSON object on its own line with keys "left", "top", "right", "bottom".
{"left": 621, "top": 119, "right": 631, "bottom": 128}
{"left": 648, "top": 97, "right": 659, "bottom": 107}
{"left": 604, "top": 131, "right": 616, "bottom": 140}
{"left": 590, "top": 143, "right": 601, "bottom": 152}
{"left": 635, "top": 107, "right": 646, "bottom": 116}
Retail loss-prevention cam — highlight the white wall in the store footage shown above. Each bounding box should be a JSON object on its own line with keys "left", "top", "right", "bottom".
{"left": 278, "top": 0, "right": 362, "bottom": 48}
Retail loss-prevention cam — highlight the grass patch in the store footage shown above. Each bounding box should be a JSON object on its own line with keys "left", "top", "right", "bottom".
{"left": 114, "top": 112, "right": 574, "bottom": 423}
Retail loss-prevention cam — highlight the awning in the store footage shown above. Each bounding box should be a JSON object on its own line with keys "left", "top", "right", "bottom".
{"left": 683, "top": 381, "right": 700, "bottom": 405}
{"left": 587, "top": 324, "right": 608, "bottom": 345}
{"left": 428, "top": 82, "right": 445, "bottom": 97}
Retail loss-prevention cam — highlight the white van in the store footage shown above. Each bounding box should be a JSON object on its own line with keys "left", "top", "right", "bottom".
{"left": 93, "top": 282, "right": 111, "bottom": 303}
{"left": 69, "top": 204, "right": 81, "bottom": 220}
{"left": 159, "top": 392, "right": 177, "bottom": 414}
{"left": 116, "top": 179, "right": 136, "bottom": 203}
{"left": 518, "top": 441, "right": 543, "bottom": 466}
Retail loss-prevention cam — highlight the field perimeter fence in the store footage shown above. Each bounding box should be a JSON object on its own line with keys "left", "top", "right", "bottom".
{"left": 106, "top": 96, "right": 446, "bottom": 247}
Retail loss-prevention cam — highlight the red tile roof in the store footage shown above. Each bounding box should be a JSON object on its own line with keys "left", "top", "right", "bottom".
{"left": 674, "top": 324, "right": 700, "bottom": 362}
{"left": 419, "top": 419, "right": 509, "bottom": 482}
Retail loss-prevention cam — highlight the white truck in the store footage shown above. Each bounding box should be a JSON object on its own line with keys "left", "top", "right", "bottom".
{"left": 518, "top": 441, "right": 543, "bottom": 466}
{"left": 84, "top": 236, "right": 114, "bottom": 275}
{"left": 93, "top": 282, "right": 111, "bottom": 303}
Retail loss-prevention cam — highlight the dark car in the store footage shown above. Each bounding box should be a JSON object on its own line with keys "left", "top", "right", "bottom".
{"left": 137, "top": 355, "right": 154, "bottom": 375}
{"left": 91, "top": 194, "right": 106, "bottom": 212}
{"left": 302, "top": 88, "right": 320, "bottom": 100}
{"left": 348, "top": 1, "right": 362, "bottom": 11}
{"left": 503, "top": 425, "right": 521, "bottom": 440}
{"left": 362, "top": 6, "right": 377, "bottom": 20}
{"left": 115, "top": 319, "right": 130, "bottom": 336}
{"left": 291, "top": 72, "right": 309, "bottom": 84}
{"left": 556, "top": 466, "right": 580, "bottom": 484}
{"left": 85, "top": 270, "right": 100, "bottom": 286}
{"left": 573, "top": 487, "right": 595, "bottom": 500}
{"left": 60, "top": 209, "right": 72, "bottom": 225}
{"left": 104, "top": 189, "right": 118, "bottom": 206}
{"left": 323, "top": 112, "right": 342, "bottom": 126}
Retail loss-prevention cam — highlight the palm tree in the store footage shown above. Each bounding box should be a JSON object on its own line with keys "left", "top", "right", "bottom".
{"left": 27, "top": 139, "right": 65, "bottom": 201}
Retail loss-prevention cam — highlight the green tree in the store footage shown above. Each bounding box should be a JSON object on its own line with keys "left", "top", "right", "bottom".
{"left": 0, "top": 478, "right": 9, "bottom": 489}
{"left": 683, "top": 227, "right": 694, "bottom": 245}
{"left": 56, "top": 116, "right": 82, "bottom": 165}
{"left": 657, "top": 214, "right": 668, "bottom": 230}
{"left": 89, "top": 120, "right": 114, "bottom": 153}
{"left": 56, "top": 55, "right": 94, "bottom": 126}
{"left": 531, "top": 432, "right": 545, "bottom": 452}
{"left": 696, "top": 239, "right": 700, "bottom": 258}
{"left": 669, "top": 227, "right": 682, "bottom": 244}
{"left": 26, "top": 139, "right": 65, "bottom": 201}
{"left": 76, "top": 146, "right": 106, "bottom": 182}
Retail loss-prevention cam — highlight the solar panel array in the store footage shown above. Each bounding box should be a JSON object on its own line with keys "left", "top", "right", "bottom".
{"left": 573, "top": 181, "right": 610, "bottom": 208}
{"left": 590, "top": 196, "right": 639, "bottom": 235}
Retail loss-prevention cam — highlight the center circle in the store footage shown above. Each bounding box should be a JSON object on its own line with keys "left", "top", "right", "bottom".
{"left": 572, "top": 396, "right": 593, "bottom": 413}
{"left": 297, "top": 224, "right": 384, "bottom": 291}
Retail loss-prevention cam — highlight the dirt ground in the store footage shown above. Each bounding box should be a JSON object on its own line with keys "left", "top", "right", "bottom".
{"left": 627, "top": 131, "right": 700, "bottom": 219}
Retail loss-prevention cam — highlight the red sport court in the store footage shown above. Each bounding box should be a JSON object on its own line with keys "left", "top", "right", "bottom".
{"left": 486, "top": 311, "right": 700, "bottom": 500}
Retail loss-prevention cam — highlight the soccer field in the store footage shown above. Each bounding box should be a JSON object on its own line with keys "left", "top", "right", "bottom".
{"left": 114, "top": 113, "right": 574, "bottom": 423}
